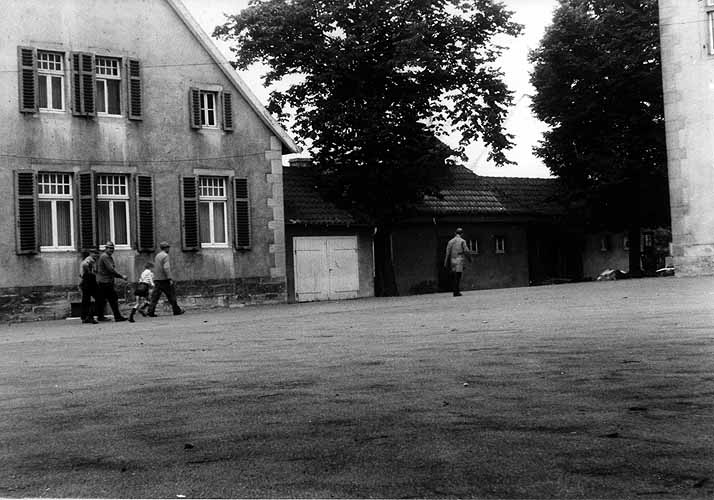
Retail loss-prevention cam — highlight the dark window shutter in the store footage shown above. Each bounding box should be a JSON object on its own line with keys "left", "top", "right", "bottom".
{"left": 71, "top": 53, "right": 83, "bottom": 116}
{"left": 189, "top": 87, "right": 201, "bottom": 129}
{"left": 233, "top": 178, "right": 251, "bottom": 249}
{"left": 127, "top": 58, "right": 142, "bottom": 120}
{"left": 222, "top": 91, "right": 234, "bottom": 132}
{"left": 71, "top": 52, "right": 95, "bottom": 116}
{"left": 18, "top": 46, "right": 37, "bottom": 113}
{"left": 14, "top": 171, "right": 38, "bottom": 254}
{"left": 78, "top": 172, "right": 96, "bottom": 251}
{"left": 136, "top": 175, "right": 155, "bottom": 252}
{"left": 81, "top": 53, "right": 96, "bottom": 116}
{"left": 180, "top": 176, "right": 199, "bottom": 251}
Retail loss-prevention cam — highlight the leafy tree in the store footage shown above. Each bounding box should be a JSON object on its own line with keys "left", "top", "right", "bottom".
{"left": 214, "top": 0, "right": 521, "bottom": 294}
{"left": 529, "top": 0, "right": 669, "bottom": 276}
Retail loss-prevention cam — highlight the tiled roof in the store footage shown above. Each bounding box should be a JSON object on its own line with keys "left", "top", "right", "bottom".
{"left": 283, "top": 167, "right": 362, "bottom": 226}
{"left": 284, "top": 164, "right": 563, "bottom": 224}
{"left": 419, "top": 165, "right": 563, "bottom": 217}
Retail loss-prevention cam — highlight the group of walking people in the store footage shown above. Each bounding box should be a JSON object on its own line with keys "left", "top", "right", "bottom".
{"left": 79, "top": 241, "right": 184, "bottom": 324}
{"left": 78, "top": 229, "right": 470, "bottom": 322}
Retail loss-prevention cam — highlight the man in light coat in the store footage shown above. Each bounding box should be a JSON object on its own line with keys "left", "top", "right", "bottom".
{"left": 147, "top": 241, "right": 184, "bottom": 317}
{"left": 443, "top": 228, "right": 471, "bottom": 297}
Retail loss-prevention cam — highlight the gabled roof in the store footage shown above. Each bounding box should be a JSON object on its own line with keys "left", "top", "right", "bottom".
{"left": 419, "top": 165, "right": 563, "bottom": 217}
{"left": 283, "top": 167, "right": 364, "bottom": 226}
{"left": 167, "top": 0, "right": 300, "bottom": 154}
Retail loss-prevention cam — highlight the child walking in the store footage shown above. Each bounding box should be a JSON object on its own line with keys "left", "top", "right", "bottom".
{"left": 129, "top": 262, "right": 155, "bottom": 322}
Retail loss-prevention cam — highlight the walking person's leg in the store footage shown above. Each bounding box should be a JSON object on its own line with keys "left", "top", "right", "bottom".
{"left": 106, "top": 286, "right": 125, "bottom": 321}
{"left": 80, "top": 283, "right": 96, "bottom": 323}
{"left": 95, "top": 284, "right": 109, "bottom": 320}
{"left": 91, "top": 285, "right": 102, "bottom": 320}
{"left": 166, "top": 281, "right": 183, "bottom": 315}
{"left": 129, "top": 295, "right": 140, "bottom": 323}
{"left": 147, "top": 281, "right": 165, "bottom": 317}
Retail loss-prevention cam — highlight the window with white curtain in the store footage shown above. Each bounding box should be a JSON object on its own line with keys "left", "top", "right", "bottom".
{"left": 38, "top": 173, "right": 74, "bottom": 250}
{"left": 95, "top": 56, "right": 122, "bottom": 115}
{"left": 97, "top": 174, "right": 130, "bottom": 248}
{"left": 198, "top": 176, "right": 228, "bottom": 247}
{"left": 37, "top": 51, "right": 65, "bottom": 111}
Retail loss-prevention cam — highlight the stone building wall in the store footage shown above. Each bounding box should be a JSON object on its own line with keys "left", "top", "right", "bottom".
{"left": 659, "top": 1, "right": 714, "bottom": 275}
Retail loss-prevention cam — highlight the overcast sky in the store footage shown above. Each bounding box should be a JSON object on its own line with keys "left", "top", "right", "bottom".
{"left": 181, "top": 0, "right": 558, "bottom": 178}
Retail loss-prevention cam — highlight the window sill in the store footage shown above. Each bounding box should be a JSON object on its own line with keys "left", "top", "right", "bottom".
{"left": 40, "top": 247, "right": 76, "bottom": 252}
{"left": 200, "top": 244, "right": 230, "bottom": 249}
{"left": 39, "top": 109, "right": 66, "bottom": 114}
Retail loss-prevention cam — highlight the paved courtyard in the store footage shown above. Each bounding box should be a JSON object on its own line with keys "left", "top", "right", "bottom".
{"left": 1, "top": 276, "right": 713, "bottom": 498}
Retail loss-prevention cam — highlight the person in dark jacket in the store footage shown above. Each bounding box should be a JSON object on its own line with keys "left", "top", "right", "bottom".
{"left": 79, "top": 248, "right": 101, "bottom": 324}
{"left": 95, "top": 241, "right": 129, "bottom": 322}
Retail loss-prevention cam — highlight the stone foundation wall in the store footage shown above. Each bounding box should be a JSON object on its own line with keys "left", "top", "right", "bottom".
{"left": 0, "top": 278, "right": 286, "bottom": 323}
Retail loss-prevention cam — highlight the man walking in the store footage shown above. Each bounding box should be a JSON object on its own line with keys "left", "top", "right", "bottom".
{"left": 79, "top": 248, "right": 101, "bottom": 324}
{"left": 95, "top": 241, "right": 129, "bottom": 322}
{"left": 147, "top": 241, "right": 184, "bottom": 317}
{"left": 444, "top": 228, "right": 471, "bottom": 297}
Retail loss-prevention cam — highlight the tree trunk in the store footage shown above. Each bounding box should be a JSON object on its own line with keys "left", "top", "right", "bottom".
{"left": 374, "top": 225, "right": 399, "bottom": 296}
{"left": 628, "top": 224, "right": 642, "bottom": 278}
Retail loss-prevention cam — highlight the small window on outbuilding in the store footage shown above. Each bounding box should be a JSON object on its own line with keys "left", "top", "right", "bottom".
{"left": 643, "top": 232, "right": 653, "bottom": 248}
{"left": 495, "top": 236, "right": 506, "bottom": 254}
{"left": 600, "top": 235, "right": 610, "bottom": 252}
{"left": 468, "top": 239, "right": 478, "bottom": 255}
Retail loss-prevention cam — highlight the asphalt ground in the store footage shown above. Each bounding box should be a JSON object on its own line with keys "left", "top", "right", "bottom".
{"left": 1, "top": 276, "right": 713, "bottom": 498}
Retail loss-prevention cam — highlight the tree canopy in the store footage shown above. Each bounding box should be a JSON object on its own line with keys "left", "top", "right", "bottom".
{"left": 529, "top": 0, "right": 669, "bottom": 251}
{"left": 214, "top": 0, "right": 521, "bottom": 224}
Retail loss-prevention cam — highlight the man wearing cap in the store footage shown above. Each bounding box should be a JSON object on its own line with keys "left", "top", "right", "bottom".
{"left": 444, "top": 228, "right": 471, "bottom": 297}
{"left": 95, "top": 241, "right": 129, "bottom": 322}
{"left": 147, "top": 241, "right": 184, "bottom": 317}
{"left": 79, "top": 248, "right": 101, "bottom": 324}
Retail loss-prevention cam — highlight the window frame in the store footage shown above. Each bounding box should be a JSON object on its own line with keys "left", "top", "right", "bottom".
{"left": 37, "top": 50, "right": 65, "bottom": 112}
{"left": 198, "top": 176, "right": 229, "bottom": 247}
{"left": 37, "top": 172, "right": 75, "bottom": 251}
{"left": 96, "top": 174, "right": 131, "bottom": 249}
{"left": 495, "top": 235, "right": 506, "bottom": 255}
{"left": 200, "top": 90, "right": 218, "bottom": 128}
{"left": 643, "top": 232, "right": 654, "bottom": 249}
{"left": 467, "top": 239, "right": 479, "bottom": 255}
{"left": 95, "top": 56, "right": 122, "bottom": 116}
{"left": 600, "top": 235, "right": 610, "bottom": 252}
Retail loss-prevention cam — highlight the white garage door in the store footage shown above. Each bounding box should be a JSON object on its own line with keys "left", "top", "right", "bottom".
{"left": 294, "top": 236, "right": 359, "bottom": 302}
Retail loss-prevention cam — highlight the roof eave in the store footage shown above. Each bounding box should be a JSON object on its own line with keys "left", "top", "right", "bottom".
{"left": 166, "top": 0, "right": 301, "bottom": 154}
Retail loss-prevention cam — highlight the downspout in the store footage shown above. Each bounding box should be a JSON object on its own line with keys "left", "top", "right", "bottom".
{"left": 372, "top": 226, "right": 377, "bottom": 285}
